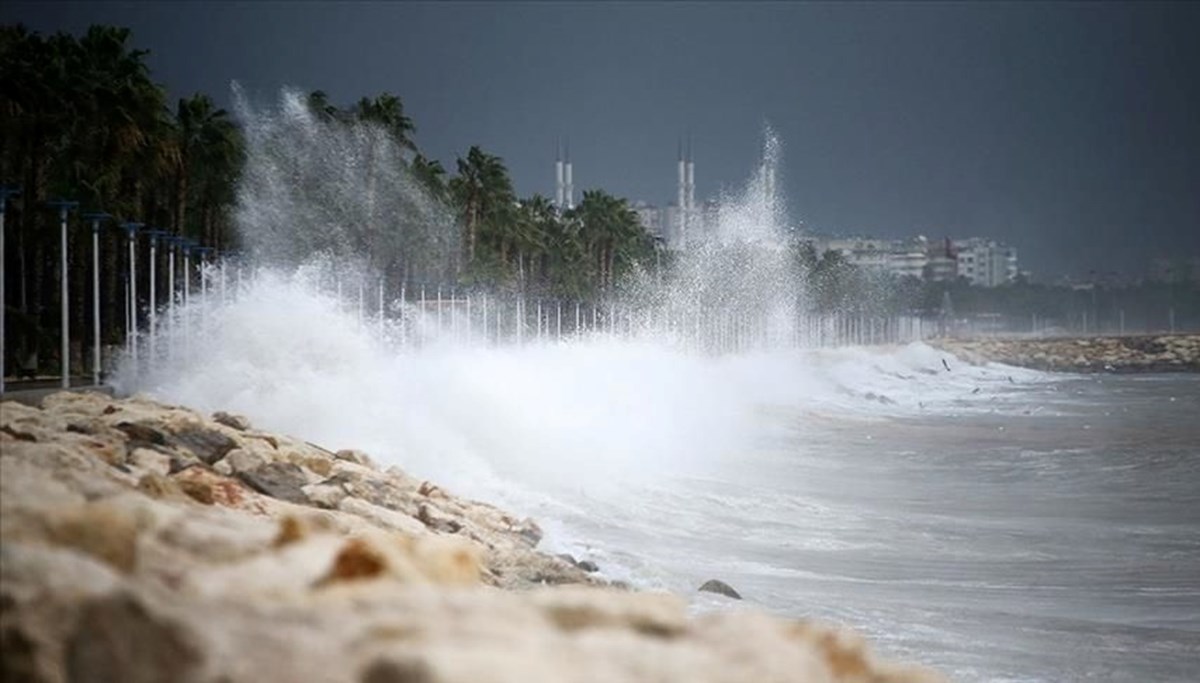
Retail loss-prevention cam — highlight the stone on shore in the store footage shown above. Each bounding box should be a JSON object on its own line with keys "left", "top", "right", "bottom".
{"left": 932, "top": 334, "right": 1200, "bottom": 373}
{"left": 698, "top": 579, "right": 742, "bottom": 599}
{"left": 1, "top": 391, "right": 943, "bottom": 683}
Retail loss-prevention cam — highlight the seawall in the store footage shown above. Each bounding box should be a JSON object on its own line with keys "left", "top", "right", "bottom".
{"left": 932, "top": 334, "right": 1200, "bottom": 373}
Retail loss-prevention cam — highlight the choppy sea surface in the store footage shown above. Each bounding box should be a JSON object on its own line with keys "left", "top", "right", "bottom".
{"left": 123, "top": 280, "right": 1200, "bottom": 682}
{"left": 544, "top": 370, "right": 1200, "bottom": 682}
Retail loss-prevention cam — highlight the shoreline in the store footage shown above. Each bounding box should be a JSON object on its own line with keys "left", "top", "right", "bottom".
{"left": 1, "top": 390, "right": 942, "bottom": 683}
{"left": 931, "top": 333, "right": 1200, "bottom": 373}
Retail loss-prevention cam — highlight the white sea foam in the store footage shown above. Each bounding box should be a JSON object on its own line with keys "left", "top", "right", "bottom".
{"left": 116, "top": 269, "right": 1044, "bottom": 510}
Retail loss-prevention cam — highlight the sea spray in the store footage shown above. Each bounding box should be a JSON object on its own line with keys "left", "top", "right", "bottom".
{"left": 115, "top": 91, "right": 1029, "bottom": 508}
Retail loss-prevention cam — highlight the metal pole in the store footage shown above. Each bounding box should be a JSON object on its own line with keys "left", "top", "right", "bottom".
{"left": 183, "top": 242, "right": 191, "bottom": 355}
{"left": 122, "top": 223, "right": 146, "bottom": 366}
{"left": 0, "top": 186, "right": 21, "bottom": 393}
{"left": 48, "top": 201, "right": 78, "bottom": 388}
{"left": 516, "top": 298, "right": 523, "bottom": 345}
{"left": 92, "top": 221, "right": 101, "bottom": 382}
{"left": 147, "top": 232, "right": 164, "bottom": 365}
{"left": 82, "top": 214, "right": 110, "bottom": 384}
{"left": 0, "top": 195, "right": 4, "bottom": 393}
{"left": 378, "top": 278, "right": 385, "bottom": 339}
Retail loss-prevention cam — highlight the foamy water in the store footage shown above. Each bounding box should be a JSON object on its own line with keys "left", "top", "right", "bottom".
{"left": 116, "top": 92, "right": 1200, "bottom": 680}
{"left": 115, "top": 276, "right": 1200, "bottom": 681}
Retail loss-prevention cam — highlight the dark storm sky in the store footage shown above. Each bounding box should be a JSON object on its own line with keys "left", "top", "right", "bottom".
{"left": 5, "top": 1, "right": 1199, "bottom": 277}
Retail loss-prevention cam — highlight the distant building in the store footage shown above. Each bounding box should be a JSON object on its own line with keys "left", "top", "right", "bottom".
{"left": 953, "top": 238, "right": 1017, "bottom": 287}
{"left": 809, "top": 233, "right": 1018, "bottom": 286}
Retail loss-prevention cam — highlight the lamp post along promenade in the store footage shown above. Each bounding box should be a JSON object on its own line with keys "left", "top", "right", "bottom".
{"left": 0, "top": 185, "right": 22, "bottom": 393}
{"left": 82, "top": 213, "right": 111, "bottom": 384}
{"left": 47, "top": 200, "right": 79, "bottom": 388}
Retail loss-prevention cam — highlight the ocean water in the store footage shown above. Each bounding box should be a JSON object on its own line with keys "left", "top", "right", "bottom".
{"left": 119, "top": 277, "right": 1200, "bottom": 682}
{"left": 123, "top": 98, "right": 1200, "bottom": 679}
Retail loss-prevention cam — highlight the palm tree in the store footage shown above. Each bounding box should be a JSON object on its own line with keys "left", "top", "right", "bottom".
{"left": 353, "top": 93, "right": 416, "bottom": 155}
{"left": 173, "top": 94, "right": 239, "bottom": 243}
{"left": 411, "top": 153, "right": 447, "bottom": 200}
{"left": 306, "top": 90, "right": 342, "bottom": 124}
{"left": 449, "top": 146, "right": 514, "bottom": 273}
{"left": 575, "top": 190, "right": 646, "bottom": 291}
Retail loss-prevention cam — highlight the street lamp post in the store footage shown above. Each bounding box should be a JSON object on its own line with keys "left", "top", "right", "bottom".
{"left": 82, "top": 213, "right": 111, "bottom": 385}
{"left": 195, "top": 247, "right": 214, "bottom": 332}
{"left": 181, "top": 240, "right": 195, "bottom": 354}
{"left": 145, "top": 230, "right": 169, "bottom": 364}
{"left": 47, "top": 200, "right": 79, "bottom": 388}
{"left": 120, "top": 222, "right": 143, "bottom": 365}
{"left": 0, "top": 185, "right": 22, "bottom": 394}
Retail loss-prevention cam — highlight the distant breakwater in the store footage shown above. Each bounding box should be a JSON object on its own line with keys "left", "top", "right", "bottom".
{"left": 933, "top": 334, "right": 1200, "bottom": 373}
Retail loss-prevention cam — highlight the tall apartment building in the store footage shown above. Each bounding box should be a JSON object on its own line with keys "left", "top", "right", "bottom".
{"left": 953, "top": 238, "right": 1018, "bottom": 287}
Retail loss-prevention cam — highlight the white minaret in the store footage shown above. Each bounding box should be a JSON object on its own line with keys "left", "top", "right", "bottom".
{"left": 555, "top": 139, "right": 564, "bottom": 209}
{"left": 677, "top": 140, "right": 687, "bottom": 247}
{"left": 564, "top": 139, "right": 574, "bottom": 210}
{"left": 686, "top": 138, "right": 695, "bottom": 212}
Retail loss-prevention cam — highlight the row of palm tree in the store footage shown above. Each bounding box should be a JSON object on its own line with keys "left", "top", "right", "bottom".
{"left": 1, "top": 23, "right": 662, "bottom": 375}
{"left": 1, "top": 24, "right": 242, "bottom": 373}
{"left": 303, "top": 95, "right": 657, "bottom": 298}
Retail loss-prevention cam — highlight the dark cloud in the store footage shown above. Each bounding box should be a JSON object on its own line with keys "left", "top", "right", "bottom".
{"left": 5, "top": 1, "right": 1198, "bottom": 276}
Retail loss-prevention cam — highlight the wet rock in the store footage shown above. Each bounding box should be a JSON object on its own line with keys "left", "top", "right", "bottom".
{"left": 65, "top": 593, "right": 203, "bottom": 683}
{"left": 360, "top": 658, "right": 433, "bottom": 683}
{"left": 0, "top": 424, "right": 37, "bottom": 442}
{"left": 136, "top": 473, "right": 189, "bottom": 503}
{"left": 218, "top": 448, "right": 268, "bottom": 475}
{"left": 699, "top": 579, "right": 742, "bottom": 600}
{"left": 417, "top": 503, "right": 462, "bottom": 534}
{"left": 335, "top": 449, "right": 375, "bottom": 468}
{"left": 512, "top": 518, "right": 543, "bottom": 547}
{"left": 114, "top": 421, "right": 166, "bottom": 446}
{"left": 237, "top": 462, "right": 310, "bottom": 504}
{"left": 305, "top": 456, "right": 334, "bottom": 477}
{"left": 128, "top": 448, "right": 171, "bottom": 477}
{"left": 211, "top": 411, "right": 251, "bottom": 431}
{"left": 173, "top": 466, "right": 247, "bottom": 507}
{"left": 554, "top": 554, "right": 599, "bottom": 573}
{"left": 301, "top": 479, "right": 349, "bottom": 510}
{"left": 3, "top": 392, "right": 947, "bottom": 683}
{"left": 169, "top": 425, "right": 238, "bottom": 465}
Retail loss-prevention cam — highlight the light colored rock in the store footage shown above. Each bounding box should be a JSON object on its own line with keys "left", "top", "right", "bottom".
{"left": 219, "top": 447, "right": 269, "bottom": 474}
{"left": 129, "top": 447, "right": 172, "bottom": 477}
{"left": 0, "top": 393, "right": 944, "bottom": 683}
{"left": 335, "top": 448, "right": 376, "bottom": 468}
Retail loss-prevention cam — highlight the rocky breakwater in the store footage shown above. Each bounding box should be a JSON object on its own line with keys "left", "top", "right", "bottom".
{"left": 1, "top": 392, "right": 942, "bottom": 683}
{"left": 935, "top": 334, "right": 1200, "bottom": 373}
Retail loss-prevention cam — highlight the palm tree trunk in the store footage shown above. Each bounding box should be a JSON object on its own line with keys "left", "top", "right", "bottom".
{"left": 175, "top": 165, "right": 188, "bottom": 236}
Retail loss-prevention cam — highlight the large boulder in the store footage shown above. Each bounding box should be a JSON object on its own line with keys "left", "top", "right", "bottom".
{"left": 699, "top": 579, "right": 742, "bottom": 600}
